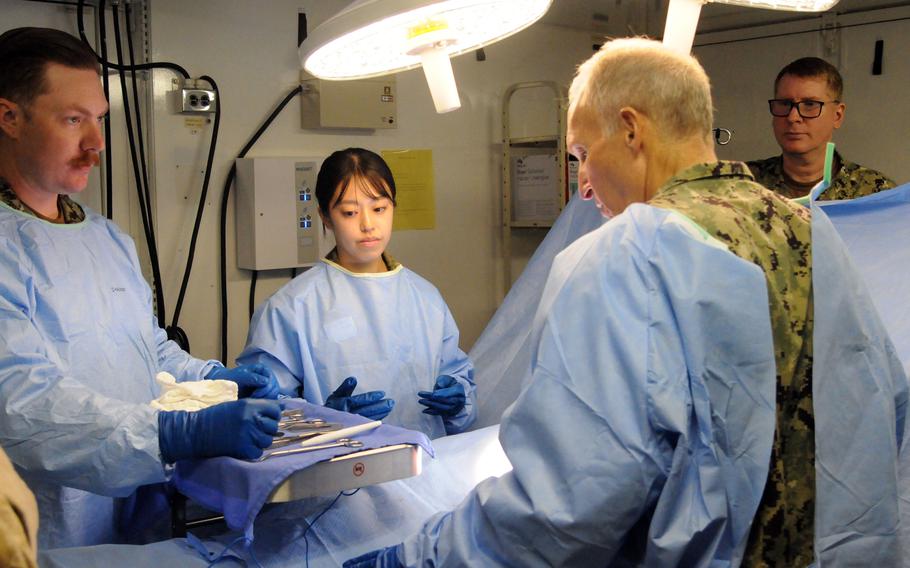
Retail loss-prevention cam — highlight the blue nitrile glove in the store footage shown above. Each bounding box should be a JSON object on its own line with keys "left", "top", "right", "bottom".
{"left": 158, "top": 399, "right": 281, "bottom": 462}
{"left": 417, "top": 375, "right": 466, "bottom": 417}
{"left": 343, "top": 545, "right": 402, "bottom": 568}
{"left": 206, "top": 363, "right": 280, "bottom": 399}
{"left": 325, "top": 377, "right": 395, "bottom": 421}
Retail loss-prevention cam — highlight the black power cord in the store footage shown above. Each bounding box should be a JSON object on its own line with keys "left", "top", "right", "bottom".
{"left": 74, "top": 2, "right": 299, "bottom": 359}
{"left": 124, "top": 3, "right": 188, "bottom": 346}
{"left": 111, "top": 3, "right": 167, "bottom": 329}
{"left": 93, "top": 0, "right": 113, "bottom": 219}
{"left": 169, "top": 75, "right": 222, "bottom": 351}
{"left": 77, "top": 0, "right": 189, "bottom": 78}
{"left": 75, "top": 1, "right": 220, "bottom": 351}
{"left": 76, "top": 0, "right": 189, "bottom": 330}
{"left": 124, "top": 2, "right": 155, "bottom": 250}
{"left": 249, "top": 270, "right": 258, "bottom": 322}
{"left": 219, "top": 85, "right": 303, "bottom": 362}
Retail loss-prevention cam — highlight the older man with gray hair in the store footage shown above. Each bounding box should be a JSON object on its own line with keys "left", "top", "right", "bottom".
{"left": 345, "top": 37, "right": 905, "bottom": 568}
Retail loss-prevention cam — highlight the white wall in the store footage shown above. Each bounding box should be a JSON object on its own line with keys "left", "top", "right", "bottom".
{"left": 5, "top": 1, "right": 908, "bottom": 366}
{"left": 146, "top": 0, "right": 595, "bottom": 363}
{"left": 696, "top": 5, "right": 910, "bottom": 183}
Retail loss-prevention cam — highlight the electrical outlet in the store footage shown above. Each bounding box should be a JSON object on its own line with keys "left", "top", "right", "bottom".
{"left": 180, "top": 88, "right": 216, "bottom": 113}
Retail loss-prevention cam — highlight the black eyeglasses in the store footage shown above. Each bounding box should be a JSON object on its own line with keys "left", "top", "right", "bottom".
{"left": 768, "top": 99, "right": 839, "bottom": 119}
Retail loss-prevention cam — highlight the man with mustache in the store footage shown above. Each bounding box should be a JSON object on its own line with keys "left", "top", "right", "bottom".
{"left": 0, "top": 27, "right": 284, "bottom": 549}
{"left": 747, "top": 57, "right": 896, "bottom": 201}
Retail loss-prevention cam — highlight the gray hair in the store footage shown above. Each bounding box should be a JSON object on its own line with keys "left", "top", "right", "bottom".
{"left": 568, "top": 37, "right": 714, "bottom": 139}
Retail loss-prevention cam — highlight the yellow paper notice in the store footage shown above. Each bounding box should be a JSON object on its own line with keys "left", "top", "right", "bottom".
{"left": 381, "top": 149, "right": 435, "bottom": 230}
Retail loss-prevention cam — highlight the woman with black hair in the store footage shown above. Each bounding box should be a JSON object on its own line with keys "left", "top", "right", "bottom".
{"left": 239, "top": 148, "right": 476, "bottom": 438}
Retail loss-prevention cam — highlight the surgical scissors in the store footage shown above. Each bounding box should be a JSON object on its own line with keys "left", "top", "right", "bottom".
{"left": 258, "top": 438, "right": 364, "bottom": 462}
{"left": 268, "top": 430, "right": 332, "bottom": 449}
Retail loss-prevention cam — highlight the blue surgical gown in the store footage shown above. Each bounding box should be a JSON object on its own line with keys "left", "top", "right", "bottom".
{"left": 810, "top": 200, "right": 906, "bottom": 565}
{"left": 0, "top": 203, "right": 218, "bottom": 549}
{"left": 394, "top": 202, "right": 906, "bottom": 566}
{"left": 238, "top": 258, "right": 476, "bottom": 439}
{"left": 470, "top": 192, "right": 604, "bottom": 429}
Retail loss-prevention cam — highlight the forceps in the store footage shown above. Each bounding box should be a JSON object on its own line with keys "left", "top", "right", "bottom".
{"left": 279, "top": 408, "right": 324, "bottom": 423}
{"left": 258, "top": 438, "right": 364, "bottom": 462}
{"left": 277, "top": 417, "right": 333, "bottom": 430}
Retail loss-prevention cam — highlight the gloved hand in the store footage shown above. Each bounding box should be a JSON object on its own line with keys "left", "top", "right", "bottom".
{"left": 158, "top": 399, "right": 281, "bottom": 462}
{"left": 343, "top": 545, "right": 402, "bottom": 568}
{"left": 325, "top": 377, "right": 395, "bottom": 421}
{"left": 206, "top": 363, "right": 280, "bottom": 399}
{"left": 417, "top": 375, "right": 466, "bottom": 417}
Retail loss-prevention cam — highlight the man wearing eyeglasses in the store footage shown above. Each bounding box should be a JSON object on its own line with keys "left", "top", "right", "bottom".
{"left": 747, "top": 56, "right": 895, "bottom": 200}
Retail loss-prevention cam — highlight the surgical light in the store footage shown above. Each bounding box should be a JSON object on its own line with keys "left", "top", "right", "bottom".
{"left": 662, "top": 0, "right": 841, "bottom": 55}
{"left": 299, "top": 0, "right": 554, "bottom": 114}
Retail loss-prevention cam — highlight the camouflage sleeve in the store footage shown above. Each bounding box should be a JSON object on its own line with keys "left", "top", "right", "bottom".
{"left": 824, "top": 162, "right": 897, "bottom": 200}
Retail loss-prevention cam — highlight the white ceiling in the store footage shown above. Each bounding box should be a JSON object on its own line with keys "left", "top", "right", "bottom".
{"left": 541, "top": 0, "right": 910, "bottom": 37}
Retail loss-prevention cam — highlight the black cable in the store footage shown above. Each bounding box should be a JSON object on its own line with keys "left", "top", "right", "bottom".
{"left": 121, "top": 4, "right": 159, "bottom": 293}
{"left": 249, "top": 270, "right": 258, "bottom": 321}
{"left": 124, "top": 3, "right": 190, "bottom": 348}
{"left": 75, "top": 0, "right": 89, "bottom": 38}
{"left": 112, "top": 3, "right": 167, "bottom": 328}
{"left": 78, "top": 0, "right": 190, "bottom": 78}
{"left": 77, "top": 0, "right": 203, "bottom": 345}
{"left": 24, "top": 0, "right": 84, "bottom": 6}
{"left": 93, "top": 0, "right": 113, "bottom": 219}
{"left": 303, "top": 489, "right": 359, "bottom": 568}
{"left": 170, "top": 75, "right": 221, "bottom": 342}
{"left": 219, "top": 85, "right": 303, "bottom": 362}
{"left": 125, "top": 2, "right": 154, "bottom": 237}
{"left": 167, "top": 326, "right": 190, "bottom": 354}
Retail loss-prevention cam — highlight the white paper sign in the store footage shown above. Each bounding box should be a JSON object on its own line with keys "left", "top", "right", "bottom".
{"left": 512, "top": 153, "right": 558, "bottom": 223}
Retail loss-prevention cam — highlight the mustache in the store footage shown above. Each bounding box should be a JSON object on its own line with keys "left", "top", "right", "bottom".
{"left": 70, "top": 153, "right": 101, "bottom": 168}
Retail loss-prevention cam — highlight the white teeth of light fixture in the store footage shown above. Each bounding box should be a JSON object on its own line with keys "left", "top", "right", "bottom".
{"left": 299, "top": 0, "right": 554, "bottom": 114}
{"left": 712, "top": 0, "right": 841, "bottom": 9}
{"left": 663, "top": 0, "right": 840, "bottom": 55}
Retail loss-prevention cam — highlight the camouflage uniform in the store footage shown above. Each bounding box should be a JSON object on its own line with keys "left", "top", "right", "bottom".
{"left": 0, "top": 178, "right": 86, "bottom": 223}
{"left": 747, "top": 151, "right": 895, "bottom": 201}
{"left": 0, "top": 448, "right": 37, "bottom": 568}
{"left": 649, "top": 161, "right": 815, "bottom": 567}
